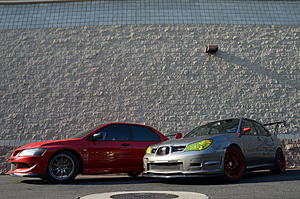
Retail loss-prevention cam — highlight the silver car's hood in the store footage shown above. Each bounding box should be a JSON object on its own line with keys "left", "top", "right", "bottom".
{"left": 151, "top": 135, "right": 215, "bottom": 148}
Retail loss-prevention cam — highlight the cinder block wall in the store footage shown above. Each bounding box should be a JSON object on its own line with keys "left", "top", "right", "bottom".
{"left": 0, "top": 24, "right": 299, "bottom": 170}
{"left": 283, "top": 139, "right": 300, "bottom": 168}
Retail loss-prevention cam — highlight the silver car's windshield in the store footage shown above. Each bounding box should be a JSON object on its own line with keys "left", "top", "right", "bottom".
{"left": 184, "top": 119, "right": 240, "bottom": 138}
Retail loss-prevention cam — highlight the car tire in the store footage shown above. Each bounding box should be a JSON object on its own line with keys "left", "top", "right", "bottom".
{"left": 127, "top": 172, "right": 140, "bottom": 178}
{"left": 223, "top": 146, "right": 246, "bottom": 182}
{"left": 47, "top": 151, "right": 79, "bottom": 183}
{"left": 271, "top": 149, "right": 286, "bottom": 174}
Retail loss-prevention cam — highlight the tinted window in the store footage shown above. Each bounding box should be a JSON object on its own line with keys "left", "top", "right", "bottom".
{"left": 253, "top": 122, "right": 271, "bottom": 136}
{"left": 242, "top": 120, "right": 258, "bottom": 135}
{"left": 98, "top": 124, "right": 131, "bottom": 141}
{"left": 131, "top": 125, "right": 161, "bottom": 141}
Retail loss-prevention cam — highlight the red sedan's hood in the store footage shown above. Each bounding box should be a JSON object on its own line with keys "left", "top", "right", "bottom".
{"left": 16, "top": 138, "right": 81, "bottom": 150}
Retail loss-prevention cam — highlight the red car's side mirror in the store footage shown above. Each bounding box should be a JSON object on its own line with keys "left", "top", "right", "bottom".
{"left": 175, "top": 133, "right": 183, "bottom": 139}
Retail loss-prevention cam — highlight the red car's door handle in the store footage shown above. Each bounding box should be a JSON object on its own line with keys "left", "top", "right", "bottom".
{"left": 121, "top": 143, "right": 130, "bottom": 146}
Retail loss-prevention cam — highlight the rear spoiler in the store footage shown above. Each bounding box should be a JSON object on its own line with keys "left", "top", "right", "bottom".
{"left": 264, "top": 121, "right": 287, "bottom": 127}
{"left": 263, "top": 120, "right": 287, "bottom": 134}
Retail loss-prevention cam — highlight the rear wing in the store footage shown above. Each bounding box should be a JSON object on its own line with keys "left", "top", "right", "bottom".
{"left": 264, "top": 121, "right": 287, "bottom": 127}
{"left": 263, "top": 120, "right": 287, "bottom": 134}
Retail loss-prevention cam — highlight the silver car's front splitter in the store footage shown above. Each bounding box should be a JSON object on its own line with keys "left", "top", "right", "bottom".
{"left": 143, "top": 171, "right": 223, "bottom": 179}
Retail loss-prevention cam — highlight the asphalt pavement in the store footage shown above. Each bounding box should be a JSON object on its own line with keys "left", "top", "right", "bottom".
{"left": 1, "top": 169, "right": 300, "bottom": 199}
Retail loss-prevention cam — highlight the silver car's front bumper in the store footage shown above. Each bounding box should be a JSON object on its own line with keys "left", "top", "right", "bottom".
{"left": 143, "top": 149, "right": 224, "bottom": 178}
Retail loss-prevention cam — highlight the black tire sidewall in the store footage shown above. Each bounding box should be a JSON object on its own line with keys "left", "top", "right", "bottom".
{"left": 127, "top": 172, "right": 140, "bottom": 178}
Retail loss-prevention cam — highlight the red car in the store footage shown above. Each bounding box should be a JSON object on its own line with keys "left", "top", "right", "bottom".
{"left": 8, "top": 123, "right": 167, "bottom": 182}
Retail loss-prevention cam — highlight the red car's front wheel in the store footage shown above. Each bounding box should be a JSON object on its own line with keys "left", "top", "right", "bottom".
{"left": 47, "top": 151, "right": 79, "bottom": 183}
{"left": 223, "top": 146, "right": 246, "bottom": 182}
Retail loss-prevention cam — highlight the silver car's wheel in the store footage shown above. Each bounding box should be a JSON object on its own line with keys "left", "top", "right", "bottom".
{"left": 223, "top": 146, "right": 245, "bottom": 182}
{"left": 272, "top": 149, "right": 286, "bottom": 174}
{"left": 47, "top": 151, "right": 79, "bottom": 183}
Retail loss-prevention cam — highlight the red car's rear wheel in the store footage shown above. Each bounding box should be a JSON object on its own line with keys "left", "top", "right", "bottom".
{"left": 223, "top": 146, "right": 245, "bottom": 182}
{"left": 127, "top": 172, "right": 141, "bottom": 178}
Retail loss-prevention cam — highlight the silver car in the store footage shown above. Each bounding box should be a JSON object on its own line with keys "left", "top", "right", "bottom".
{"left": 143, "top": 118, "right": 286, "bottom": 181}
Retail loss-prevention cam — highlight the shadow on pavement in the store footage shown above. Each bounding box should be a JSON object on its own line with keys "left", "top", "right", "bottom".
{"left": 21, "top": 175, "right": 162, "bottom": 185}
{"left": 21, "top": 169, "right": 300, "bottom": 186}
{"left": 165, "top": 169, "right": 300, "bottom": 185}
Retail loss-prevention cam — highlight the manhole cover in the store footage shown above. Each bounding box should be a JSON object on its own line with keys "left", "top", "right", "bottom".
{"left": 80, "top": 191, "right": 208, "bottom": 199}
{"left": 110, "top": 193, "right": 178, "bottom": 199}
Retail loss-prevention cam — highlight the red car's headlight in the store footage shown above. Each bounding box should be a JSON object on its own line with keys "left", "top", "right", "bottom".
{"left": 18, "top": 148, "right": 47, "bottom": 156}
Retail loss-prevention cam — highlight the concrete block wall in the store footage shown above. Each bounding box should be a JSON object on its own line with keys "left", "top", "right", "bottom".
{"left": 283, "top": 139, "right": 300, "bottom": 168}
{"left": 0, "top": 147, "right": 15, "bottom": 174}
{"left": 0, "top": 24, "right": 299, "bottom": 170}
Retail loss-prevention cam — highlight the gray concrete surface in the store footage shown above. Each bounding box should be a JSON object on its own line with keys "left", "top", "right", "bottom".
{"left": 0, "top": 0, "right": 300, "bottom": 30}
{"left": 0, "top": 170, "right": 300, "bottom": 199}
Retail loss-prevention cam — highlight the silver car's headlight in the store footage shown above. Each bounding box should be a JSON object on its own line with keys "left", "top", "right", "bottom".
{"left": 18, "top": 148, "right": 47, "bottom": 156}
{"left": 184, "top": 140, "right": 213, "bottom": 151}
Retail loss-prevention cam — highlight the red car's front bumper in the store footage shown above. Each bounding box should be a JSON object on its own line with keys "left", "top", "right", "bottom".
{"left": 8, "top": 154, "right": 49, "bottom": 178}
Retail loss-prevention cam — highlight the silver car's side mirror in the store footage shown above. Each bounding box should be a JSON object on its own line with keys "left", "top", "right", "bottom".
{"left": 175, "top": 133, "right": 183, "bottom": 139}
{"left": 238, "top": 128, "right": 251, "bottom": 137}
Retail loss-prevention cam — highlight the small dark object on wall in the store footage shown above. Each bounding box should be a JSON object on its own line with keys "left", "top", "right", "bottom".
{"left": 205, "top": 45, "right": 218, "bottom": 53}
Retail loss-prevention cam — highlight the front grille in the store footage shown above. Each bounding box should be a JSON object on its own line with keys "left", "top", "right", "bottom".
{"left": 149, "top": 163, "right": 183, "bottom": 171}
{"left": 172, "top": 146, "right": 186, "bottom": 152}
{"left": 11, "top": 163, "right": 30, "bottom": 170}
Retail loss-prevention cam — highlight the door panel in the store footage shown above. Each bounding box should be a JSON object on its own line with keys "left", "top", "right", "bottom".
{"left": 253, "top": 123, "right": 276, "bottom": 164}
{"left": 86, "top": 141, "right": 120, "bottom": 171}
{"left": 85, "top": 124, "right": 132, "bottom": 173}
{"left": 241, "top": 120, "right": 265, "bottom": 166}
{"left": 84, "top": 124, "right": 164, "bottom": 173}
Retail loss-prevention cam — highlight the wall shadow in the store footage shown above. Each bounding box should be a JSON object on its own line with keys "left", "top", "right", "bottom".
{"left": 216, "top": 51, "right": 299, "bottom": 90}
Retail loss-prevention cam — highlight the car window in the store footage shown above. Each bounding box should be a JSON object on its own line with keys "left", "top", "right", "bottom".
{"left": 184, "top": 119, "right": 239, "bottom": 138}
{"left": 98, "top": 124, "right": 131, "bottom": 141}
{"left": 131, "top": 125, "right": 161, "bottom": 141}
{"left": 253, "top": 122, "right": 271, "bottom": 136}
{"left": 242, "top": 120, "right": 258, "bottom": 136}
